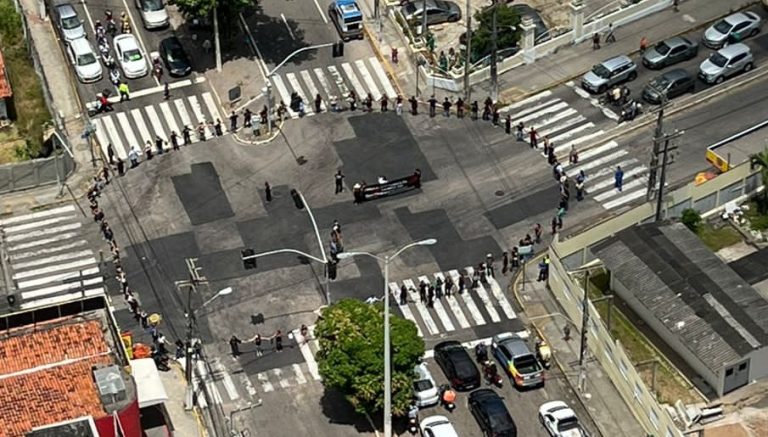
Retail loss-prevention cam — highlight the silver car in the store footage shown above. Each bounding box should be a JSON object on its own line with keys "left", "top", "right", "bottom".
{"left": 642, "top": 36, "right": 698, "bottom": 69}
{"left": 702, "top": 11, "right": 761, "bottom": 49}
{"left": 698, "top": 43, "right": 754, "bottom": 84}
{"left": 401, "top": 0, "right": 461, "bottom": 26}
{"left": 581, "top": 55, "right": 637, "bottom": 94}
{"left": 54, "top": 2, "right": 85, "bottom": 43}
{"left": 136, "top": 0, "right": 169, "bottom": 29}
{"left": 66, "top": 37, "right": 102, "bottom": 83}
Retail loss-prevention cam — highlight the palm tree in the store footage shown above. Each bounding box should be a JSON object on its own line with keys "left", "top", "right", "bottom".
{"left": 750, "top": 148, "right": 768, "bottom": 213}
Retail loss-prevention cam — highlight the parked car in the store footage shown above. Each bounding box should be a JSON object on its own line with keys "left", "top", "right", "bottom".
{"left": 642, "top": 36, "right": 698, "bottom": 69}
{"left": 53, "top": 2, "right": 85, "bottom": 43}
{"left": 702, "top": 11, "right": 761, "bottom": 49}
{"left": 401, "top": 0, "right": 461, "bottom": 26}
{"left": 469, "top": 389, "right": 518, "bottom": 437}
{"left": 510, "top": 4, "right": 549, "bottom": 42}
{"left": 434, "top": 341, "right": 480, "bottom": 391}
{"left": 492, "top": 332, "right": 544, "bottom": 388}
{"left": 642, "top": 68, "right": 695, "bottom": 104}
{"left": 329, "top": 0, "right": 364, "bottom": 41}
{"left": 581, "top": 55, "right": 637, "bottom": 94}
{"left": 159, "top": 37, "right": 192, "bottom": 77}
{"left": 114, "top": 34, "right": 148, "bottom": 79}
{"left": 539, "top": 401, "right": 590, "bottom": 437}
{"left": 135, "top": 0, "right": 169, "bottom": 29}
{"left": 66, "top": 37, "right": 102, "bottom": 83}
{"left": 698, "top": 43, "right": 754, "bottom": 84}
{"left": 419, "top": 415, "right": 459, "bottom": 437}
{"left": 413, "top": 362, "right": 439, "bottom": 408}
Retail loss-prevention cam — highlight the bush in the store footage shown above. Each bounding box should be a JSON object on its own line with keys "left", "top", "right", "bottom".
{"left": 681, "top": 208, "right": 701, "bottom": 232}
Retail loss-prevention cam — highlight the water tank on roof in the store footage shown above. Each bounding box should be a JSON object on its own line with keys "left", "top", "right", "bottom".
{"left": 93, "top": 365, "right": 126, "bottom": 405}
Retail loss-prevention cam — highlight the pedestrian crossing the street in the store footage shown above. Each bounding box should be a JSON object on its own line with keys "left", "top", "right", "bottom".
{"left": 270, "top": 57, "right": 398, "bottom": 119}
{"left": 389, "top": 267, "right": 518, "bottom": 338}
{"left": 91, "top": 91, "right": 225, "bottom": 163}
{"left": 0, "top": 205, "right": 104, "bottom": 310}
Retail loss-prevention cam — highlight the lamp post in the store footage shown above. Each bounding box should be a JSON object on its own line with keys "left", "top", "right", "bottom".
{"left": 337, "top": 238, "right": 437, "bottom": 437}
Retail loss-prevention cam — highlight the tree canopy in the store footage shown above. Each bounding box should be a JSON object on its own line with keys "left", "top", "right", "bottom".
{"left": 171, "top": 0, "right": 251, "bottom": 22}
{"left": 315, "top": 299, "right": 425, "bottom": 416}
{"left": 751, "top": 148, "right": 768, "bottom": 213}
{"left": 470, "top": 4, "right": 521, "bottom": 64}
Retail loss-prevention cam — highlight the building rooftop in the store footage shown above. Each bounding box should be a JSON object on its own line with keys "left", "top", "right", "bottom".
{"left": 0, "top": 313, "right": 123, "bottom": 437}
{"left": 593, "top": 222, "right": 768, "bottom": 374}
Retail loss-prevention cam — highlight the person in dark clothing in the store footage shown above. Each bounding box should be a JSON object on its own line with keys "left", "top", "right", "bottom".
{"left": 229, "top": 336, "right": 242, "bottom": 357}
{"left": 243, "top": 109, "right": 253, "bottom": 128}
{"left": 315, "top": 94, "right": 323, "bottom": 113}
{"left": 400, "top": 284, "right": 408, "bottom": 305}
{"left": 273, "top": 330, "right": 283, "bottom": 352}
{"left": 444, "top": 275, "right": 454, "bottom": 296}
{"left": 107, "top": 143, "right": 115, "bottom": 164}
{"left": 214, "top": 119, "right": 223, "bottom": 136}
{"left": 264, "top": 182, "right": 272, "bottom": 202}
{"left": 456, "top": 98, "right": 464, "bottom": 118}
{"left": 182, "top": 126, "right": 192, "bottom": 144}
{"left": 409, "top": 96, "right": 418, "bottom": 115}
{"left": 365, "top": 93, "right": 373, "bottom": 112}
{"left": 435, "top": 277, "right": 443, "bottom": 299}
{"left": 116, "top": 158, "right": 124, "bottom": 176}
{"left": 427, "top": 286, "right": 435, "bottom": 307}
{"left": 458, "top": 274, "right": 466, "bottom": 293}
{"left": 428, "top": 95, "right": 437, "bottom": 117}
{"left": 529, "top": 126, "right": 538, "bottom": 148}
{"left": 170, "top": 131, "right": 180, "bottom": 150}
{"left": 442, "top": 98, "right": 452, "bottom": 117}
{"left": 502, "top": 251, "right": 509, "bottom": 275}
{"left": 592, "top": 32, "right": 601, "bottom": 49}
{"left": 335, "top": 170, "right": 344, "bottom": 194}
{"left": 470, "top": 101, "right": 479, "bottom": 120}
{"left": 380, "top": 95, "right": 388, "bottom": 112}
{"left": 516, "top": 122, "right": 525, "bottom": 141}
{"left": 492, "top": 107, "right": 500, "bottom": 125}
{"left": 505, "top": 115, "right": 511, "bottom": 134}
{"left": 419, "top": 281, "right": 427, "bottom": 303}
{"left": 155, "top": 136, "right": 164, "bottom": 155}
{"left": 230, "top": 111, "right": 238, "bottom": 131}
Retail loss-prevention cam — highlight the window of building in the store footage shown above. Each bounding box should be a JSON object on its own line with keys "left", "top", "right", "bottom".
{"left": 726, "top": 368, "right": 734, "bottom": 377}
{"left": 619, "top": 359, "right": 629, "bottom": 381}
{"left": 634, "top": 382, "right": 643, "bottom": 405}
{"left": 739, "top": 362, "right": 747, "bottom": 371}
{"left": 649, "top": 409, "right": 660, "bottom": 430}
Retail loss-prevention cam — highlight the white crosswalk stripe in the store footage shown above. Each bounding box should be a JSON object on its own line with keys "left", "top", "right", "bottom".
{"left": 384, "top": 267, "right": 517, "bottom": 338}
{"left": 0, "top": 205, "right": 103, "bottom": 310}
{"left": 270, "top": 57, "right": 398, "bottom": 119}
{"left": 92, "top": 93, "right": 226, "bottom": 162}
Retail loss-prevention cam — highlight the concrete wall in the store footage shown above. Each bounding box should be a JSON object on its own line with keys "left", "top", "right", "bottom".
{"left": 745, "top": 346, "right": 768, "bottom": 391}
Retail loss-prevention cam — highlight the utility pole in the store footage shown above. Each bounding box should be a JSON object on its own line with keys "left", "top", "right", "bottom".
{"left": 646, "top": 87, "right": 669, "bottom": 200}
{"left": 177, "top": 258, "right": 208, "bottom": 411}
{"left": 463, "top": 0, "right": 472, "bottom": 101}
{"left": 490, "top": 0, "right": 499, "bottom": 102}
{"left": 421, "top": 0, "right": 428, "bottom": 37}
{"left": 653, "top": 134, "right": 681, "bottom": 221}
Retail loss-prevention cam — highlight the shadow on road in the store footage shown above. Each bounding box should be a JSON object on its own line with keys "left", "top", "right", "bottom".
{"left": 241, "top": 9, "right": 315, "bottom": 65}
{"left": 319, "top": 388, "right": 378, "bottom": 433}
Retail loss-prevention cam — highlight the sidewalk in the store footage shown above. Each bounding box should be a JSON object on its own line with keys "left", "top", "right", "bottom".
{"left": 369, "top": 0, "right": 759, "bottom": 102}
{"left": 513, "top": 256, "right": 646, "bottom": 437}
{"left": 158, "top": 363, "right": 209, "bottom": 437}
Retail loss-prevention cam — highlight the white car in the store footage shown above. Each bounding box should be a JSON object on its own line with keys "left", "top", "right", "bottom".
{"left": 539, "top": 401, "right": 590, "bottom": 437}
{"left": 66, "top": 37, "right": 102, "bottom": 83}
{"left": 420, "top": 415, "right": 459, "bottom": 437}
{"left": 413, "top": 362, "right": 439, "bottom": 408}
{"left": 135, "top": 0, "right": 169, "bottom": 29}
{"left": 113, "top": 34, "right": 148, "bottom": 79}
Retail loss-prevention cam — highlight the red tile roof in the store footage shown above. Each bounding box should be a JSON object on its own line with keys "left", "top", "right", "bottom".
{"left": 0, "top": 49, "right": 11, "bottom": 99}
{"left": 0, "top": 318, "right": 114, "bottom": 437}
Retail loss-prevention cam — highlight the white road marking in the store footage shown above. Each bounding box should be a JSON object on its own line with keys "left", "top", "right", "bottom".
{"left": 7, "top": 232, "right": 80, "bottom": 252}
{"left": 531, "top": 108, "right": 578, "bottom": 134}
{"left": 434, "top": 272, "right": 470, "bottom": 329}
{"left": 355, "top": 59, "right": 381, "bottom": 100}
{"left": 21, "top": 277, "right": 103, "bottom": 300}
{"left": 212, "top": 358, "right": 239, "bottom": 401}
{"left": 13, "top": 250, "right": 94, "bottom": 270}
{"left": 293, "top": 326, "right": 322, "bottom": 380}
{"left": 3, "top": 215, "right": 72, "bottom": 234}
{"left": 116, "top": 112, "right": 140, "bottom": 153}
{"left": 603, "top": 188, "right": 647, "bottom": 209}
{"left": 589, "top": 165, "right": 647, "bottom": 193}
{"left": 486, "top": 276, "right": 517, "bottom": 319}
{"left": 555, "top": 130, "right": 606, "bottom": 154}
{"left": 257, "top": 372, "right": 274, "bottom": 392}
{"left": 286, "top": 72, "right": 313, "bottom": 115}
{"left": 270, "top": 75, "right": 298, "bottom": 118}
{"left": 389, "top": 282, "right": 424, "bottom": 337}
{"left": 516, "top": 102, "right": 570, "bottom": 125}
{"left": 313, "top": 0, "right": 329, "bottom": 24}
{"left": 202, "top": 92, "right": 224, "bottom": 130}
{"left": 12, "top": 257, "right": 97, "bottom": 280}
{"left": 144, "top": 106, "right": 166, "bottom": 143}
{"left": 313, "top": 67, "right": 335, "bottom": 98}
{"left": 369, "top": 57, "right": 397, "bottom": 99}
{"left": 188, "top": 95, "right": 214, "bottom": 138}
{"left": 341, "top": 62, "right": 368, "bottom": 98}
{"left": 173, "top": 98, "right": 195, "bottom": 142}
{"left": 448, "top": 270, "right": 485, "bottom": 326}
{"left": 502, "top": 90, "right": 553, "bottom": 112}
{"left": 281, "top": 14, "right": 296, "bottom": 40}
{"left": 548, "top": 122, "right": 595, "bottom": 145}
{"left": 327, "top": 65, "right": 350, "bottom": 97}
{"left": 301, "top": 70, "right": 325, "bottom": 111}
{"left": 11, "top": 239, "right": 88, "bottom": 260}
{"left": 131, "top": 108, "right": 153, "bottom": 147}
{"left": 465, "top": 267, "right": 501, "bottom": 323}
{"left": 5, "top": 222, "right": 82, "bottom": 243}
{"left": 0, "top": 205, "right": 75, "bottom": 226}
{"left": 159, "top": 102, "right": 181, "bottom": 140}
{"left": 273, "top": 368, "right": 291, "bottom": 388}
{"left": 594, "top": 177, "right": 648, "bottom": 201}
{"left": 562, "top": 141, "right": 618, "bottom": 169}
{"left": 509, "top": 98, "right": 561, "bottom": 121}
{"left": 293, "top": 363, "right": 308, "bottom": 385}
{"left": 568, "top": 150, "right": 629, "bottom": 175}
{"left": 418, "top": 275, "right": 455, "bottom": 331}
{"left": 196, "top": 361, "right": 223, "bottom": 404}
{"left": 20, "top": 288, "right": 105, "bottom": 309}
{"left": 403, "top": 279, "right": 440, "bottom": 335}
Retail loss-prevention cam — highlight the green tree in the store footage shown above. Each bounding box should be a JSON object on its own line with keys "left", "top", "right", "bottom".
{"left": 470, "top": 4, "right": 521, "bottom": 64}
{"left": 681, "top": 208, "right": 701, "bottom": 232}
{"left": 315, "top": 299, "right": 424, "bottom": 416}
{"left": 170, "top": 0, "right": 251, "bottom": 34}
{"left": 750, "top": 148, "right": 768, "bottom": 213}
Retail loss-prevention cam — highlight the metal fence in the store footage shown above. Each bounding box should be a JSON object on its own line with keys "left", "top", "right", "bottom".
{"left": 0, "top": 132, "right": 76, "bottom": 194}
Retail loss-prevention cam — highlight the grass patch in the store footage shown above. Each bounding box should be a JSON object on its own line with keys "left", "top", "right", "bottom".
{"left": 695, "top": 222, "right": 742, "bottom": 252}
{"left": 744, "top": 199, "right": 768, "bottom": 231}
{"left": 0, "top": 0, "right": 52, "bottom": 162}
{"left": 583, "top": 272, "right": 702, "bottom": 404}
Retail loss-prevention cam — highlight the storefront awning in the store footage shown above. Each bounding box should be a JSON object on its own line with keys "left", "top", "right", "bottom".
{"left": 130, "top": 358, "right": 169, "bottom": 408}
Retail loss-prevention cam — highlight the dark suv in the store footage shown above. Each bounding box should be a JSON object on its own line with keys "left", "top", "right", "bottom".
{"left": 469, "top": 389, "right": 517, "bottom": 437}
{"left": 434, "top": 341, "right": 480, "bottom": 391}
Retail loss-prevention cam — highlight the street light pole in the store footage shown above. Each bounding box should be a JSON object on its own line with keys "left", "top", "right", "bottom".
{"left": 337, "top": 238, "right": 438, "bottom": 437}
{"left": 490, "top": 0, "right": 499, "bottom": 102}
{"left": 463, "top": 0, "right": 472, "bottom": 101}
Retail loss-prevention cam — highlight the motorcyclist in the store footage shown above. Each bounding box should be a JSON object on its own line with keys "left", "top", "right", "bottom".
{"left": 441, "top": 385, "right": 456, "bottom": 406}
{"left": 536, "top": 338, "right": 552, "bottom": 365}
{"left": 108, "top": 66, "right": 120, "bottom": 86}
{"left": 94, "top": 21, "right": 105, "bottom": 39}
{"left": 97, "top": 93, "right": 111, "bottom": 113}
{"left": 407, "top": 403, "right": 418, "bottom": 421}
{"left": 475, "top": 343, "right": 488, "bottom": 363}
{"left": 121, "top": 12, "right": 131, "bottom": 34}
{"left": 105, "top": 10, "right": 117, "bottom": 36}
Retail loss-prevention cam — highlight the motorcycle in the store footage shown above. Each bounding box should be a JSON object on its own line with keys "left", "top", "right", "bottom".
{"left": 105, "top": 10, "right": 117, "bottom": 37}
{"left": 438, "top": 384, "right": 456, "bottom": 412}
{"left": 151, "top": 348, "right": 171, "bottom": 372}
{"left": 87, "top": 90, "right": 114, "bottom": 116}
{"left": 536, "top": 339, "right": 552, "bottom": 369}
{"left": 98, "top": 38, "right": 115, "bottom": 68}
{"left": 483, "top": 360, "right": 503, "bottom": 388}
{"left": 407, "top": 403, "right": 418, "bottom": 434}
{"left": 108, "top": 66, "right": 120, "bottom": 87}
{"left": 618, "top": 100, "right": 642, "bottom": 123}
{"left": 600, "top": 85, "right": 630, "bottom": 107}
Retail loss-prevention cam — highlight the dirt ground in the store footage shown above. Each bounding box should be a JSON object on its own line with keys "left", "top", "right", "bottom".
{"left": 701, "top": 381, "right": 768, "bottom": 437}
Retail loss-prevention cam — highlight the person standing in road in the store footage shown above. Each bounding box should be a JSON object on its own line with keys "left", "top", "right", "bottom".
{"left": 639, "top": 36, "right": 649, "bottom": 55}
{"left": 116, "top": 158, "right": 125, "bottom": 176}
{"left": 396, "top": 95, "right": 403, "bottom": 115}
{"left": 427, "top": 286, "right": 435, "bottom": 308}
{"left": 592, "top": 32, "right": 601, "bottom": 49}
{"left": 249, "top": 333, "right": 263, "bottom": 357}
{"left": 380, "top": 94, "right": 389, "bottom": 112}
{"left": 529, "top": 126, "right": 538, "bottom": 148}
{"left": 428, "top": 95, "right": 437, "bottom": 117}
{"left": 444, "top": 275, "right": 454, "bottom": 296}
{"left": 505, "top": 115, "right": 511, "bottom": 134}
{"left": 501, "top": 251, "right": 509, "bottom": 275}
{"left": 214, "top": 119, "right": 223, "bottom": 136}
{"left": 265, "top": 181, "right": 272, "bottom": 202}
{"left": 409, "top": 95, "right": 418, "bottom": 115}
{"left": 182, "top": 125, "right": 192, "bottom": 144}
{"left": 272, "top": 330, "right": 283, "bottom": 352}
{"left": 170, "top": 131, "right": 179, "bottom": 150}
{"left": 229, "top": 111, "right": 238, "bottom": 131}
{"left": 400, "top": 284, "right": 408, "bottom": 305}
{"left": 614, "top": 165, "right": 624, "bottom": 192}
{"left": 243, "top": 108, "right": 253, "bottom": 128}
{"left": 229, "top": 335, "right": 242, "bottom": 357}
{"left": 315, "top": 94, "right": 323, "bottom": 113}
{"left": 442, "top": 97, "right": 452, "bottom": 117}
{"left": 419, "top": 281, "right": 427, "bottom": 303}
{"left": 119, "top": 81, "right": 130, "bottom": 102}
{"left": 456, "top": 98, "right": 464, "bottom": 118}
{"left": 155, "top": 135, "right": 164, "bottom": 155}
{"left": 534, "top": 223, "right": 543, "bottom": 243}
{"left": 163, "top": 82, "right": 170, "bottom": 100}
{"left": 516, "top": 121, "right": 525, "bottom": 141}
{"left": 335, "top": 170, "right": 345, "bottom": 194}
{"left": 470, "top": 101, "right": 479, "bottom": 120}
{"left": 576, "top": 170, "right": 586, "bottom": 201}
{"left": 106, "top": 143, "right": 115, "bottom": 165}
{"left": 129, "top": 144, "right": 140, "bottom": 167}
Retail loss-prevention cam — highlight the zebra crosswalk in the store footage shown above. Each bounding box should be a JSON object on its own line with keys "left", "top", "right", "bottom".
{"left": 499, "top": 87, "right": 649, "bottom": 210}
{"left": 0, "top": 205, "right": 104, "bottom": 310}
{"left": 270, "top": 57, "right": 398, "bottom": 119}
{"left": 390, "top": 267, "right": 518, "bottom": 338}
{"left": 91, "top": 91, "right": 225, "bottom": 163}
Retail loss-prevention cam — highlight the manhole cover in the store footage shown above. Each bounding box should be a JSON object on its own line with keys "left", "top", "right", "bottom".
{"left": 495, "top": 190, "right": 505, "bottom": 196}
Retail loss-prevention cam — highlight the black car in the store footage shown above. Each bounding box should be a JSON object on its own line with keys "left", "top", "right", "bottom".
{"left": 159, "top": 37, "right": 192, "bottom": 77}
{"left": 469, "top": 389, "right": 517, "bottom": 437}
{"left": 434, "top": 341, "right": 480, "bottom": 391}
{"left": 642, "top": 68, "right": 695, "bottom": 104}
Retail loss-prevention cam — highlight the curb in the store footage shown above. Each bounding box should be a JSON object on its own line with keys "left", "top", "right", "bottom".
{"left": 363, "top": 22, "right": 406, "bottom": 98}
{"left": 508, "top": 254, "right": 614, "bottom": 437}
{"left": 231, "top": 121, "right": 285, "bottom": 145}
